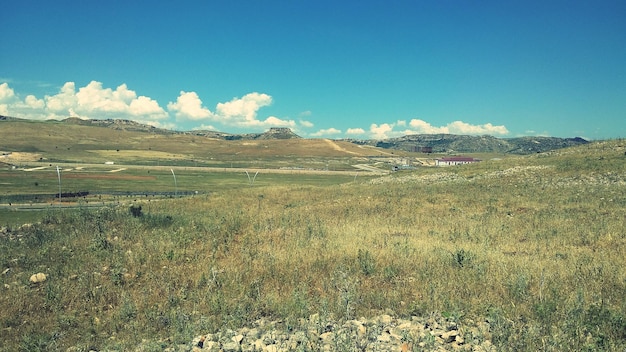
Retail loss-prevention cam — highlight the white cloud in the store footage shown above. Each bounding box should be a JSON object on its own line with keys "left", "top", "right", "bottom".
{"left": 407, "top": 119, "right": 508, "bottom": 135}
{"left": 2, "top": 81, "right": 294, "bottom": 131}
{"left": 192, "top": 123, "right": 218, "bottom": 131}
{"left": 24, "top": 95, "right": 45, "bottom": 109}
{"left": 0, "top": 83, "right": 15, "bottom": 102}
{"left": 311, "top": 128, "right": 342, "bottom": 137}
{"left": 299, "top": 120, "right": 314, "bottom": 128}
{"left": 370, "top": 123, "right": 396, "bottom": 139}
{"left": 446, "top": 121, "right": 508, "bottom": 135}
{"left": 169, "top": 91, "right": 295, "bottom": 129}
{"left": 72, "top": 81, "right": 168, "bottom": 121}
{"left": 346, "top": 127, "right": 365, "bottom": 135}
{"left": 0, "top": 81, "right": 168, "bottom": 125}
{"left": 45, "top": 82, "right": 77, "bottom": 113}
{"left": 167, "top": 91, "right": 213, "bottom": 120}
{"left": 408, "top": 119, "right": 448, "bottom": 134}
{"left": 263, "top": 116, "right": 296, "bottom": 127}
{"left": 215, "top": 92, "right": 272, "bottom": 122}
{"left": 366, "top": 119, "right": 509, "bottom": 139}
{"left": 129, "top": 96, "right": 166, "bottom": 117}
{"left": 523, "top": 130, "right": 549, "bottom": 137}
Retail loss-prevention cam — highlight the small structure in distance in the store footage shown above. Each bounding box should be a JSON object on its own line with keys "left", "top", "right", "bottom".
{"left": 435, "top": 156, "right": 480, "bottom": 166}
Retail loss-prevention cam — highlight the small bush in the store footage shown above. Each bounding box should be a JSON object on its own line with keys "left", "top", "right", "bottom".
{"left": 129, "top": 204, "right": 143, "bottom": 217}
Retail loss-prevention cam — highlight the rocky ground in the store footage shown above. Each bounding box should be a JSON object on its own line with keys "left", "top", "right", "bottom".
{"left": 158, "top": 313, "right": 497, "bottom": 352}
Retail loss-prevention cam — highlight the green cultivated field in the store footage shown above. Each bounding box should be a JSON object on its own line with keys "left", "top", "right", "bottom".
{"left": 0, "top": 165, "right": 367, "bottom": 226}
{"left": 0, "top": 135, "right": 625, "bottom": 351}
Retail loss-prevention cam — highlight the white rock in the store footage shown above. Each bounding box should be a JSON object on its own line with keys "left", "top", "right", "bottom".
{"left": 319, "top": 332, "right": 334, "bottom": 342}
{"left": 377, "top": 333, "right": 391, "bottom": 342}
{"left": 253, "top": 339, "right": 265, "bottom": 351}
{"left": 222, "top": 341, "right": 239, "bottom": 351}
{"left": 29, "top": 272, "right": 47, "bottom": 284}
{"left": 378, "top": 314, "right": 393, "bottom": 325}
{"left": 441, "top": 329, "right": 459, "bottom": 343}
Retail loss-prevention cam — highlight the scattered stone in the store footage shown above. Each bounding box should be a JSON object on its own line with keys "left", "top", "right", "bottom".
{"left": 221, "top": 341, "right": 239, "bottom": 351}
{"left": 189, "top": 313, "right": 492, "bottom": 351}
{"left": 29, "top": 272, "right": 47, "bottom": 284}
{"left": 441, "top": 329, "right": 459, "bottom": 343}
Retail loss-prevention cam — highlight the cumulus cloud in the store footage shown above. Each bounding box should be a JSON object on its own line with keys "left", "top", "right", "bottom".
{"left": 45, "top": 82, "right": 77, "bottom": 113}
{"left": 365, "top": 119, "right": 509, "bottom": 139}
{"left": 299, "top": 120, "right": 314, "bottom": 128}
{"left": 192, "top": 123, "right": 218, "bottom": 131}
{"left": 167, "top": 91, "right": 213, "bottom": 120}
{"left": 0, "top": 83, "right": 15, "bottom": 102}
{"left": 24, "top": 95, "right": 45, "bottom": 109}
{"left": 72, "top": 81, "right": 168, "bottom": 121}
{"left": 408, "top": 119, "right": 508, "bottom": 135}
{"left": 215, "top": 93, "right": 272, "bottom": 122}
{"left": 346, "top": 127, "right": 366, "bottom": 135}
{"left": 0, "top": 83, "right": 16, "bottom": 115}
{"left": 2, "top": 81, "right": 296, "bottom": 131}
{"left": 263, "top": 116, "right": 296, "bottom": 127}
{"left": 169, "top": 91, "right": 295, "bottom": 129}
{"left": 310, "top": 128, "right": 341, "bottom": 137}
{"left": 370, "top": 123, "right": 397, "bottom": 139}
{"left": 408, "top": 119, "right": 447, "bottom": 134}
{"left": 0, "top": 81, "right": 169, "bottom": 126}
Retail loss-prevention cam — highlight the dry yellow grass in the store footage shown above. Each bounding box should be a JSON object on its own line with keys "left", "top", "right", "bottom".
{"left": 88, "top": 149, "right": 192, "bottom": 161}
{"left": 1, "top": 140, "right": 625, "bottom": 351}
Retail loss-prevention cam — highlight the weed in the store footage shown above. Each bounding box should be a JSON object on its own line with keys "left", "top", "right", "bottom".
{"left": 19, "top": 331, "right": 59, "bottom": 352}
{"left": 452, "top": 249, "right": 473, "bottom": 268}
{"left": 119, "top": 295, "right": 138, "bottom": 322}
{"left": 357, "top": 249, "right": 376, "bottom": 276}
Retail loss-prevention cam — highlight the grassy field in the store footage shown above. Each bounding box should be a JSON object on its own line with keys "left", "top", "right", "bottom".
{"left": 0, "top": 165, "right": 368, "bottom": 226}
{"left": 0, "top": 139, "right": 625, "bottom": 351}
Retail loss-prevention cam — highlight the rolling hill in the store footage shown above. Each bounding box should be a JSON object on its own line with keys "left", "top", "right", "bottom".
{"left": 0, "top": 117, "right": 396, "bottom": 167}
{"left": 1, "top": 116, "right": 588, "bottom": 164}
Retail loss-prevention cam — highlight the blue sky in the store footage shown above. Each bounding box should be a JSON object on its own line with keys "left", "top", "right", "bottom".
{"left": 1, "top": 1, "right": 625, "bottom": 140}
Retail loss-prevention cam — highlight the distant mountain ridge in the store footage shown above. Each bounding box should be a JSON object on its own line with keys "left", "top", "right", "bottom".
{"left": 1, "top": 115, "right": 587, "bottom": 154}
{"left": 344, "top": 134, "right": 588, "bottom": 155}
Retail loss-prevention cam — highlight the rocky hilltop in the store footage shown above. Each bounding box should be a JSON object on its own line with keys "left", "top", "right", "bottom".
{"left": 193, "top": 127, "right": 302, "bottom": 140}
{"left": 56, "top": 117, "right": 302, "bottom": 140}
{"left": 61, "top": 116, "right": 163, "bottom": 133}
